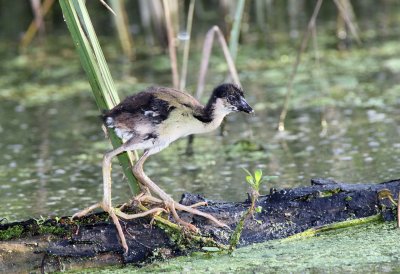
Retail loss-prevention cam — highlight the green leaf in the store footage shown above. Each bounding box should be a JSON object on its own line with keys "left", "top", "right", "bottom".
{"left": 59, "top": 0, "right": 139, "bottom": 195}
{"left": 255, "top": 206, "right": 262, "bottom": 213}
{"left": 242, "top": 168, "right": 253, "bottom": 178}
{"left": 254, "top": 169, "right": 263, "bottom": 183}
{"left": 246, "top": 175, "right": 254, "bottom": 185}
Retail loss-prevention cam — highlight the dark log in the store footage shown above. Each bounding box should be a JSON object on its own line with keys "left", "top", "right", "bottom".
{"left": 0, "top": 178, "right": 399, "bottom": 272}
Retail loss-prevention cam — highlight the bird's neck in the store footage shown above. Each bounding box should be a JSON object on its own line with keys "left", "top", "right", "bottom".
{"left": 193, "top": 98, "right": 230, "bottom": 131}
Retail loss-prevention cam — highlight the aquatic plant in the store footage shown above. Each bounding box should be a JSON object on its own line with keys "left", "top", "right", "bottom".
{"left": 59, "top": 0, "right": 140, "bottom": 195}
{"left": 229, "top": 169, "right": 277, "bottom": 249}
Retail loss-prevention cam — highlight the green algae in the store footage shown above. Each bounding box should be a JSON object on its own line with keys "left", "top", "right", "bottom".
{"left": 285, "top": 214, "right": 383, "bottom": 240}
{"left": 0, "top": 225, "right": 24, "bottom": 240}
{"left": 86, "top": 220, "right": 400, "bottom": 273}
{"left": 318, "top": 188, "right": 342, "bottom": 198}
{"left": 37, "top": 224, "right": 66, "bottom": 235}
{"left": 0, "top": 217, "right": 72, "bottom": 241}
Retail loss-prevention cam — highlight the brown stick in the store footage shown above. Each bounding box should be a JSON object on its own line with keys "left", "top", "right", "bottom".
{"left": 179, "top": 0, "right": 196, "bottom": 90}
{"left": 333, "top": 0, "right": 361, "bottom": 44}
{"left": 196, "top": 26, "right": 241, "bottom": 99}
{"left": 20, "top": 0, "right": 55, "bottom": 49}
{"left": 162, "top": 0, "right": 180, "bottom": 89}
{"left": 277, "top": 0, "right": 323, "bottom": 132}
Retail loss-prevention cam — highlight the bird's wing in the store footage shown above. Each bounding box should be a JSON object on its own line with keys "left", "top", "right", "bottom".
{"left": 151, "top": 87, "right": 204, "bottom": 116}
{"left": 104, "top": 86, "right": 205, "bottom": 131}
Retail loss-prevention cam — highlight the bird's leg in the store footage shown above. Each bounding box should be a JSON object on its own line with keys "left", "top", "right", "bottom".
{"left": 132, "top": 151, "right": 227, "bottom": 230}
{"left": 72, "top": 145, "right": 133, "bottom": 253}
{"left": 72, "top": 146, "right": 126, "bottom": 218}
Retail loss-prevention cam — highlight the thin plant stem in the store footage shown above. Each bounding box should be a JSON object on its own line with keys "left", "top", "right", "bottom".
{"left": 333, "top": 0, "right": 361, "bottom": 44}
{"left": 110, "top": 0, "right": 135, "bottom": 59}
{"left": 311, "top": 19, "right": 328, "bottom": 136}
{"left": 179, "top": 0, "right": 195, "bottom": 90}
{"left": 229, "top": 0, "right": 246, "bottom": 61}
{"left": 20, "top": 0, "right": 55, "bottom": 49}
{"left": 100, "top": 0, "right": 116, "bottom": 16}
{"left": 163, "top": 0, "right": 180, "bottom": 89}
{"left": 59, "top": 0, "right": 140, "bottom": 195}
{"left": 285, "top": 214, "right": 382, "bottom": 240}
{"left": 196, "top": 26, "right": 241, "bottom": 99}
{"left": 138, "top": 0, "right": 154, "bottom": 44}
{"left": 278, "top": 0, "right": 323, "bottom": 132}
{"left": 30, "top": 0, "right": 45, "bottom": 35}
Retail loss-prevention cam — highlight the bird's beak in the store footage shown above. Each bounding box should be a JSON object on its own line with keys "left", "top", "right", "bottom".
{"left": 237, "top": 97, "right": 254, "bottom": 114}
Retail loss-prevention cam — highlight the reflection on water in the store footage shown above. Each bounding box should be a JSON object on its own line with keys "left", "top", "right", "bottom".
{"left": 1, "top": 34, "right": 400, "bottom": 221}
{"left": 1, "top": 92, "right": 399, "bottom": 221}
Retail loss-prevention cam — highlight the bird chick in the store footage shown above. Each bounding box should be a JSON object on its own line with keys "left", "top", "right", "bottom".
{"left": 72, "top": 83, "right": 254, "bottom": 253}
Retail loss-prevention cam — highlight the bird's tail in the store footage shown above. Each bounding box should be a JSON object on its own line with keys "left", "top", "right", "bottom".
{"left": 101, "top": 111, "right": 115, "bottom": 128}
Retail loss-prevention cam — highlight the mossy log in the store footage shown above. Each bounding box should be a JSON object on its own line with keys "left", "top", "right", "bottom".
{"left": 1, "top": 178, "right": 399, "bottom": 272}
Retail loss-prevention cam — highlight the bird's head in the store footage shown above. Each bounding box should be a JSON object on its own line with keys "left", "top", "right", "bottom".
{"left": 211, "top": 83, "right": 254, "bottom": 114}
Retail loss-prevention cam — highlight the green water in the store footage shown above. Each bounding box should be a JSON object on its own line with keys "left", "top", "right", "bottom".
{"left": 90, "top": 221, "right": 400, "bottom": 273}
{"left": 1, "top": 21, "right": 400, "bottom": 273}
{"left": 1, "top": 36, "right": 399, "bottom": 221}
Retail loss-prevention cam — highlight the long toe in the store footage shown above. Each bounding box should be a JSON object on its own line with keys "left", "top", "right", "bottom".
{"left": 72, "top": 202, "right": 102, "bottom": 219}
{"left": 106, "top": 207, "right": 129, "bottom": 253}
{"left": 174, "top": 202, "right": 227, "bottom": 228}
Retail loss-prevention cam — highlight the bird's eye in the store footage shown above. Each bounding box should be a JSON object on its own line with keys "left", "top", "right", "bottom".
{"left": 228, "top": 95, "right": 236, "bottom": 103}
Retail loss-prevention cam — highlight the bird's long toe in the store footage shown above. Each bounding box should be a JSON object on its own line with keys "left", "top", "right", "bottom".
{"left": 174, "top": 202, "right": 228, "bottom": 228}
{"left": 71, "top": 202, "right": 102, "bottom": 219}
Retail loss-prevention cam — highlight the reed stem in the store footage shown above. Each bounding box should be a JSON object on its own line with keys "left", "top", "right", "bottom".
{"left": 179, "top": 0, "right": 195, "bottom": 90}
{"left": 162, "top": 0, "right": 180, "bottom": 89}
{"left": 59, "top": 0, "right": 140, "bottom": 195}
{"left": 229, "top": 0, "right": 246, "bottom": 61}
{"left": 278, "top": 0, "right": 323, "bottom": 132}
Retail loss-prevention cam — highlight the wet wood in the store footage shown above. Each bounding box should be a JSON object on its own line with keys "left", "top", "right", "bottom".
{"left": 0, "top": 178, "right": 399, "bottom": 272}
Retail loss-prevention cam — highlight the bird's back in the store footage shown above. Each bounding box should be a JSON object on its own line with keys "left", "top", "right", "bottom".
{"left": 103, "top": 86, "right": 204, "bottom": 141}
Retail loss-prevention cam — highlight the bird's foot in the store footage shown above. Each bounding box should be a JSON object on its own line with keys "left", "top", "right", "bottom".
{"left": 71, "top": 202, "right": 129, "bottom": 253}
{"left": 71, "top": 197, "right": 226, "bottom": 253}
{"left": 133, "top": 192, "right": 163, "bottom": 205}
{"left": 162, "top": 199, "right": 228, "bottom": 232}
{"left": 117, "top": 192, "right": 162, "bottom": 213}
{"left": 71, "top": 202, "right": 103, "bottom": 219}
{"left": 127, "top": 193, "right": 226, "bottom": 231}
{"left": 187, "top": 201, "right": 208, "bottom": 208}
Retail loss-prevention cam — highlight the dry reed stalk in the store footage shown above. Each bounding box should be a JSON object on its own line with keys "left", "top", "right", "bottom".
{"left": 333, "top": 0, "right": 361, "bottom": 44}
{"left": 196, "top": 26, "right": 241, "bottom": 99}
{"left": 162, "top": 0, "right": 180, "bottom": 89}
{"left": 110, "top": 0, "right": 135, "bottom": 59}
{"left": 277, "top": 0, "right": 323, "bottom": 132}
{"left": 20, "top": 0, "right": 55, "bottom": 49}
{"left": 179, "top": 0, "right": 195, "bottom": 90}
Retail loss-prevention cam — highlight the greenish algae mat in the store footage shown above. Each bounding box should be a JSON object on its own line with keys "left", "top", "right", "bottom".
{"left": 87, "top": 221, "right": 400, "bottom": 273}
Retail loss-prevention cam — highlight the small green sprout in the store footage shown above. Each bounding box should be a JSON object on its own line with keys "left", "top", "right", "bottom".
{"left": 242, "top": 168, "right": 278, "bottom": 193}
{"left": 243, "top": 168, "right": 263, "bottom": 192}
{"left": 230, "top": 169, "right": 277, "bottom": 250}
{"left": 34, "top": 215, "right": 46, "bottom": 226}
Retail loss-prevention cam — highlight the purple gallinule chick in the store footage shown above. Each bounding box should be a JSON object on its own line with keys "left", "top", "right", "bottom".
{"left": 72, "top": 83, "right": 253, "bottom": 252}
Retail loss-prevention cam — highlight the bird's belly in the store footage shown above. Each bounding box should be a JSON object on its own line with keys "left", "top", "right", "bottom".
{"left": 157, "top": 113, "right": 206, "bottom": 143}
{"left": 147, "top": 111, "right": 223, "bottom": 155}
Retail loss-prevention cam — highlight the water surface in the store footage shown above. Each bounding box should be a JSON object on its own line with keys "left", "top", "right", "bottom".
{"left": 1, "top": 36, "right": 400, "bottom": 222}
